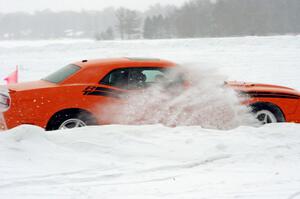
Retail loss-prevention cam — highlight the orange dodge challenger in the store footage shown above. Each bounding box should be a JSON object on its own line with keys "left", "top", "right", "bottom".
{"left": 1, "top": 57, "right": 300, "bottom": 130}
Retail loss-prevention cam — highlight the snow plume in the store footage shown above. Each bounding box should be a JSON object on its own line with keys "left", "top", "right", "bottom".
{"left": 100, "top": 63, "right": 257, "bottom": 130}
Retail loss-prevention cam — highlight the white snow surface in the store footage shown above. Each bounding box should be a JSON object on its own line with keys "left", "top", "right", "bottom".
{"left": 1, "top": 124, "right": 300, "bottom": 199}
{"left": 0, "top": 35, "right": 300, "bottom": 198}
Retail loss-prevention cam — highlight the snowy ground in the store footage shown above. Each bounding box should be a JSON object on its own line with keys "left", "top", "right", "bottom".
{"left": 1, "top": 124, "right": 300, "bottom": 199}
{"left": 0, "top": 36, "right": 300, "bottom": 198}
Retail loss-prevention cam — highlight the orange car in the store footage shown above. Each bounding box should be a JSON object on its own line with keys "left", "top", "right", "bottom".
{"left": 1, "top": 57, "right": 300, "bottom": 130}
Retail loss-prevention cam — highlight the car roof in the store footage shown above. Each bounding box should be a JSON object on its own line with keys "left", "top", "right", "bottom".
{"left": 60, "top": 57, "right": 177, "bottom": 85}
{"left": 73, "top": 57, "right": 176, "bottom": 70}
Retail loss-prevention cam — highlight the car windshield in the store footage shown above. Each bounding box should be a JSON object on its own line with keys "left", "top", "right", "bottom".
{"left": 43, "top": 64, "right": 81, "bottom": 83}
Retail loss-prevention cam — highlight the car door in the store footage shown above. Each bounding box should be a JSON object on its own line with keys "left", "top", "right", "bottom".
{"left": 94, "top": 67, "right": 184, "bottom": 124}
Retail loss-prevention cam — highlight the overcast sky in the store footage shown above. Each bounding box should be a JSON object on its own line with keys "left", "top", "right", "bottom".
{"left": 0, "top": 0, "right": 187, "bottom": 13}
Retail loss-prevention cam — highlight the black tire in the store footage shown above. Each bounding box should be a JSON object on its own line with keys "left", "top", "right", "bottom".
{"left": 46, "top": 109, "right": 97, "bottom": 131}
{"left": 250, "top": 102, "right": 285, "bottom": 124}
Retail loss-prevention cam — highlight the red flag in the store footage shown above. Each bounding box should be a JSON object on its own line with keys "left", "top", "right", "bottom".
{"left": 4, "top": 66, "right": 18, "bottom": 84}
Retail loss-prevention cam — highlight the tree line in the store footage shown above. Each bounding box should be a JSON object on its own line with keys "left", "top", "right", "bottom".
{"left": 143, "top": 0, "right": 300, "bottom": 39}
{"left": 0, "top": 8, "right": 117, "bottom": 39}
{"left": 0, "top": 0, "right": 299, "bottom": 40}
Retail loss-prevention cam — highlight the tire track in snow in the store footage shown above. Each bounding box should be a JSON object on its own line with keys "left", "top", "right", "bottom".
{"left": 0, "top": 154, "right": 230, "bottom": 189}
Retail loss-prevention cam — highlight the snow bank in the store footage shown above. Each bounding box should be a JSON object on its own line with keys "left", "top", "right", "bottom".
{"left": 1, "top": 124, "right": 300, "bottom": 199}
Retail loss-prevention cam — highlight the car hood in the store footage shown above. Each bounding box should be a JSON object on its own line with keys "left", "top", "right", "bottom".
{"left": 227, "top": 81, "right": 300, "bottom": 97}
{"left": 7, "top": 80, "right": 56, "bottom": 92}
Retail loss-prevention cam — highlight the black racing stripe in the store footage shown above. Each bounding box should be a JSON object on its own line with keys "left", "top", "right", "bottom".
{"left": 87, "top": 91, "right": 122, "bottom": 99}
{"left": 245, "top": 91, "right": 299, "bottom": 96}
{"left": 252, "top": 93, "right": 299, "bottom": 99}
{"left": 248, "top": 94, "right": 300, "bottom": 99}
{"left": 83, "top": 86, "right": 127, "bottom": 98}
{"left": 95, "top": 87, "right": 124, "bottom": 95}
{"left": 240, "top": 91, "right": 300, "bottom": 99}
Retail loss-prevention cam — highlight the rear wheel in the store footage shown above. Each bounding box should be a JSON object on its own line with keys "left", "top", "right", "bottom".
{"left": 59, "top": 118, "right": 87, "bottom": 130}
{"left": 46, "top": 109, "right": 97, "bottom": 131}
{"left": 251, "top": 103, "right": 285, "bottom": 124}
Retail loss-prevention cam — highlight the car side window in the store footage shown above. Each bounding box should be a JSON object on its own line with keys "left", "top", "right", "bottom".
{"left": 100, "top": 69, "right": 129, "bottom": 89}
{"left": 141, "top": 69, "right": 166, "bottom": 84}
{"left": 100, "top": 67, "right": 168, "bottom": 90}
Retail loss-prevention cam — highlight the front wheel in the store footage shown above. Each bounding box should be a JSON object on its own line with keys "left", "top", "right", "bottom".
{"left": 251, "top": 103, "right": 285, "bottom": 124}
{"left": 255, "top": 109, "right": 278, "bottom": 124}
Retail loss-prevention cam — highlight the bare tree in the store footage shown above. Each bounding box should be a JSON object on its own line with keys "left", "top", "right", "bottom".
{"left": 95, "top": 27, "right": 114, "bottom": 40}
{"left": 115, "top": 7, "right": 142, "bottom": 39}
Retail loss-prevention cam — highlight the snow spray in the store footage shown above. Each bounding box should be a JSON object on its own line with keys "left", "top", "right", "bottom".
{"left": 97, "top": 63, "right": 257, "bottom": 130}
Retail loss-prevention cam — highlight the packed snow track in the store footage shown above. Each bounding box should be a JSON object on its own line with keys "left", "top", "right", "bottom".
{"left": 1, "top": 124, "right": 300, "bottom": 199}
